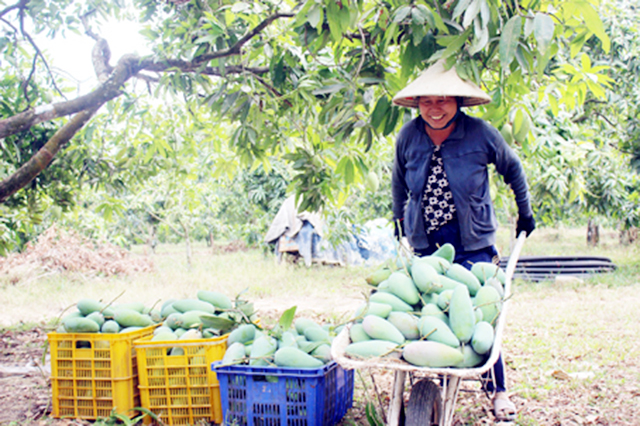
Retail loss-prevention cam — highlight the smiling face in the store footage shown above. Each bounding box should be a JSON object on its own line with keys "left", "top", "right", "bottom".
{"left": 418, "top": 96, "right": 459, "bottom": 131}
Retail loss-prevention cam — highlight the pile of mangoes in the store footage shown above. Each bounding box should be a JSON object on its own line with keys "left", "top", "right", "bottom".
{"left": 56, "top": 290, "right": 256, "bottom": 341}
{"left": 57, "top": 299, "right": 161, "bottom": 334}
{"left": 152, "top": 290, "right": 256, "bottom": 341}
{"left": 220, "top": 308, "right": 342, "bottom": 369}
{"left": 346, "top": 243, "right": 506, "bottom": 368}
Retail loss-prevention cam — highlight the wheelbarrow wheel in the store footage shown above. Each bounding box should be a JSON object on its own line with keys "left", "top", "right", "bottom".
{"left": 405, "top": 379, "right": 442, "bottom": 426}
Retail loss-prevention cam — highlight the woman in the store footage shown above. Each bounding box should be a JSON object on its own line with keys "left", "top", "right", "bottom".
{"left": 391, "top": 60, "right": 536, "bottom": 422}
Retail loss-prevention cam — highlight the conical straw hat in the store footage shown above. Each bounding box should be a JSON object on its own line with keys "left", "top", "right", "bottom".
{"left": 392, "top": 60, "right": 491, "bottom": 108}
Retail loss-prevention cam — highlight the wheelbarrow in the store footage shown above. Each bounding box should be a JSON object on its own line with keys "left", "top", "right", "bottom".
{"left": 330, "top": 232, "right": 527, "bottom": 425}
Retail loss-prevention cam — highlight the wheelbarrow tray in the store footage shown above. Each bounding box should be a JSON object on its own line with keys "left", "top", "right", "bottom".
{"left": 329, "top": 233, "right": 527, "bottom": 425}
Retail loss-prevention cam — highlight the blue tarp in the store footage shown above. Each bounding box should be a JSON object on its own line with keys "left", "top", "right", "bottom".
{"left": 274, "top": 218, "right": 398, "bottom": 267}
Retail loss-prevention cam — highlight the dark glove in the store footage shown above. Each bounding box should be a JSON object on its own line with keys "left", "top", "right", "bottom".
{"left": 393, "top": 218, "right": 405, "bottom": 241}
{"left": 516, "top": 214, "right": 536, "bottom": 237}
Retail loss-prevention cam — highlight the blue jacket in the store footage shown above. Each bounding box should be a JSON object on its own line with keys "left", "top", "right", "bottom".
{"left": 392, "top": 112, "right": 533, "bottom": 252}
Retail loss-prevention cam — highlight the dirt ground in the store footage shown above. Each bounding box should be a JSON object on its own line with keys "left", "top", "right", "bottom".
{"left": 0, "top": 323, "right": 607, "bottom": 426}
{"left": 0, "top": 327, "right": 53, "bottom": 425}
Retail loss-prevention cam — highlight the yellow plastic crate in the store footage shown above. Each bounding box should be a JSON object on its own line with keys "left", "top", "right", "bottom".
{"left": 48, "top": 325, "right": 158, "bottom": 420}
{"left": 134, "top": 334, "right": 227, "bottom": 425}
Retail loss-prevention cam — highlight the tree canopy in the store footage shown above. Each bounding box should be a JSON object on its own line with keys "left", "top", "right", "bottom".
{"left": 0, "top": 0, "right": 638, "bottom": 251}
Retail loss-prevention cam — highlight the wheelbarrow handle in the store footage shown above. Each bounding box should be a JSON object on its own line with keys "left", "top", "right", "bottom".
{"left": 504, "top": 231, "right": 527, "bottom": 298}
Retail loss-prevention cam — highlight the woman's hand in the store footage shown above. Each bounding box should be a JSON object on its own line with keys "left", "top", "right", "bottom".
{"left": 394, "top": 218, "right": 405, "bottom": 240}
{"left": 516, "top": 214, "right": 536, "bottom": 237}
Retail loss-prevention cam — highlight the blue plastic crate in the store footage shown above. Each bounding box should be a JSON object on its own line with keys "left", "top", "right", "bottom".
{"left": 213, "top": 361, "right": 354, "bottom": 426}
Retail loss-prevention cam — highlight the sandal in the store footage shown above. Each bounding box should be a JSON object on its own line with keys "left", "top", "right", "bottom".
{"left": 493, "top": 392, "right": 517, "bottom": 422}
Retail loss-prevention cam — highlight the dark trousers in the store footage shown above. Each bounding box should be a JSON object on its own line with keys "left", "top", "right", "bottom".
{"left": 414, "top": 218, "right": 506, "bottom": 393}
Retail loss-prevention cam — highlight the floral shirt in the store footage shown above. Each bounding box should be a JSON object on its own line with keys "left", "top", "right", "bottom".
{"left": 422, "top": 145, "right": 456, "bottom": 233}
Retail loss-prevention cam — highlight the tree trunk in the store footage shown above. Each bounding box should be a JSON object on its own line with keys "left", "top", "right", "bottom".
{"left": 620, "top": 227, "right": 638, "bottom": 245}
{"left": 180, "top": 220, "right": 192, "bottom": 267}
{"left": 148, "top": 225, "right": 157, "bottom": 253}
{"left": 587, "top": 219, "right": 600, "bottom": 246}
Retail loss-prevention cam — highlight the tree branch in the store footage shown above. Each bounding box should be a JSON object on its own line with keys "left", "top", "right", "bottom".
{"left": 140, "top": 57, "right": 269, "bottom": 75}
{"left": 80, "top": 9, "right": 114, "bottom": 83}
{"left": 0, "top": 9, "right": 295, "bottom": 203}
{"left": 0, "top": 51, "right": 149, "bottom": 201}
{"left": 0, "top": 0, "right": 26, "bottom": 20}
{"left": 0, "top": 9, "right": 290, "bottom": 139}
{"left": 594, "top": 111, "right": 616, "bottom": 128}
{"left": 0, "top": 56, "right": 269, "bottom": 141}
{"left": 92, "top": 38, "right": 114, "bottom": 83}
{"left": 190, "top": 11, "right": 295, "bottom": 64}
{"left": 251, "top": 73, "right": 293, "bottom": 108}
{"left": 146, "top": 209, "right": 185, "bottom": 238}
{"left": 0, "top": 52, "right": 146, "bottom": 139}
{"left": 0, "top": 106, "right": 100, "bottom": 202}
{"left": 19, "top": 29, "right": 66, "bottom": 100}
{"left": 1, "top": 0, "right": 65, "bottom": 101}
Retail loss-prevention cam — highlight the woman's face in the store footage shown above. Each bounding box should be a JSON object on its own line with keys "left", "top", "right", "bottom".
{"left": 418, "top": 96, "right": 458, "bottom": 130}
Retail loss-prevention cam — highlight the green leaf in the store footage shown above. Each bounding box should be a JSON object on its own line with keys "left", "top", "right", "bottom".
{"left": 412, "top": 5, "right": 430, "bottom": 25}
{"left": 326, "top": 1, "right": 344, "bottom": 42}
{"left": 462, "top": 0, "right": 481, "bottom": 29}
{"left": 231, "top": 2, "right": 250, "bottom": 13}
{"left": 383, "top": 106, "right": 400, "bottom": 136}
{"left": 312, "top": 83, "right": 347, "bottom": 97}
{"left": 580, "top": 52, "right": 591, "bottom": 70}
{"left": 479, "top": 0, "right": 490, "bottom": 27}
{"left": 536, "top": 43, "right": 557, "bottom": 76}
{"left": 574, "top": 0, "right": 610, "bottom": 52}
{"left": 200, "top": 314, "right": 236, "bottom": 332}
{"left": 534, "top": 13, "right": 554, "bottom": 56}
{"left": 586, "top": 80, "right": 606, "bottom": 98}
{"left": 383, "top": 21, "right": 400, "bottom": 51}
{"left": 271, "top": 56, "right": 286, "bottom": 87}
{"left": 452, "top": 0, "right": 474, "bottom": 21}
{"left": 371, "top": 95, "right": 391, "bottom": 132}
{"left": 336, "top": 4, "right": 351, "bottom": 32}
{"left": 365, "top": 402, "right": 385, "bottom": 426}
{"left": 569, "top": 30, "right": 588, "bottom": 58}
{"left": 439, "top": 27, "right": 472, "bottom": 58}
{"left": 362, "top": 126, "right": 374, "bottom": 152}
{"left": 499, "top": 16, "right": 522, "bottom": 71}
{"left": 336, "top": 156, "right": 355, "bottom": 184}
{"left": 139, "top": 28, "right": 158, "bottom": 40}
{"left": 512, "top": 108, "right": 531, "bottom": 144}
{"left": 469, "top": 22, "right": 489, "bottom": 55}
{"left": 515, "top": 44, "right": 534, "bottom": 72}
{"left": 203, "top": 12, "right": 225, "bottom": 37}
{"left": 393, "top": 5, "right": 411, "bottom": 23}
{"left": 564, "top": 85, "right": 577, "bottom": 111}
{"left": 293, "top": 0, "right": 315, "bottom": 27}
{"left": 431, "top": 6, "right": 449, "bottom": 33}
{"left": 278, "top": 306, "right": 297, "bottom": 330}
{"left": 344, "top": 157, "right": 355, "bottom": 183}
{"left": 411, "top": 22, "right": 426, "bottom": 46}
{"left": 193, "top": 34, "right": 216, "bottom": 45}
{"left": 237, "top": 300, "right": 255, "bottom": 317}
{"left": 455, "top": 62, "right": 470, "bottom": 81}
{"left": 308, "top": 4, "right": 323, "bottom": 29}
{"left": 111, "top": 412, "right": 133, "bottom": 424}
{"left": 522, "top": 14, "right": 532, "bottom": 38}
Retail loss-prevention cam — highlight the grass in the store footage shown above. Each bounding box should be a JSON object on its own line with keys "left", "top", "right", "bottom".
{"left": 2, "top": 224, "right": 636, "bottom": 328}
{"left": 1, "top": 225, "right": 639, "bottom": 425}
{"left": 0, "top": 244, "right": 371, "bottom": 327}
{"left": 500, "top": 283, "right": 640, "bottom": 424}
